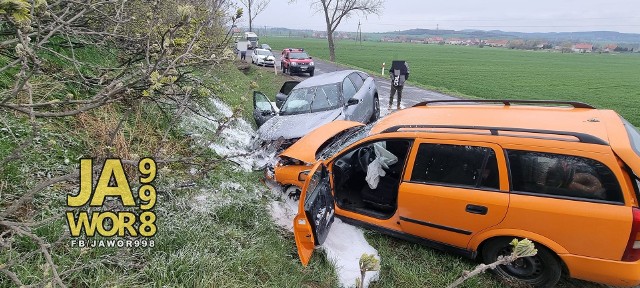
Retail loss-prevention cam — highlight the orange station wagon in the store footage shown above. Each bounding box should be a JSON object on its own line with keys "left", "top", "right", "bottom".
{"left": 284, "top": 100, "right": 640, "bottom": 287}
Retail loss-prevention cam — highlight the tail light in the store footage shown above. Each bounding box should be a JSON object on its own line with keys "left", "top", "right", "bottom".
{"left": 622, "top": 207, "right": 640, "bottom": 261}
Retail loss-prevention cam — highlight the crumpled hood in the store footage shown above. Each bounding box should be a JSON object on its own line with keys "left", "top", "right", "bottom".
{"left": 257, "top": 109, "right": 344, "bottom": 141}
{"left": 280, "top": 120, "right": 364, "bottom": 163}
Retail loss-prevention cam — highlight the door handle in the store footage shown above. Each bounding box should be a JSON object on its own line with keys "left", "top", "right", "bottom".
{"left": 465, "top": 204, "right": 488, "bottom": 215}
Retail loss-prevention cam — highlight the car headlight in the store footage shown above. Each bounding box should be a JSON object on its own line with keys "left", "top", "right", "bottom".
{"left": 290, "top": 62, "right": 298, "bottom": 66}
{"left": 309, "top": 62, "right": 314, "bottom": 66}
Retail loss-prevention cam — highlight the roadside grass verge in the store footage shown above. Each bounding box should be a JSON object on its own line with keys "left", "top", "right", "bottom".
{"left": 1, "top": 59, "right": 340, "bottom": 287}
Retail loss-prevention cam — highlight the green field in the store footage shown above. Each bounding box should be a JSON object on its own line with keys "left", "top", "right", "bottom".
{"left": 263, "top": 37, "right": 640, "bottom": 126}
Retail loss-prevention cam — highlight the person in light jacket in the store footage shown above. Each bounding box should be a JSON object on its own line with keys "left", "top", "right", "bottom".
{"left": 389, "top": 60, "right": 410, "bottom": 109}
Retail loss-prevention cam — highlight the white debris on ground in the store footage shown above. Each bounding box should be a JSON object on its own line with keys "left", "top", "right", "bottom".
{"left": 268, "top": 185, "right": 300, "bottom": 231}
{"left": 267, "top": 183, "right": 381, "bottom": 288}
{"left": 186, "top": 96, "right": 382, "bottom": 287}
{"left": 182, "top": 97, "right": 260, "bottom": 171}
{"left": 323, "top": 218, "right": 380, "bottom": 288}
{"left": 190, "top": 181, "right": 257, "bottom": 213}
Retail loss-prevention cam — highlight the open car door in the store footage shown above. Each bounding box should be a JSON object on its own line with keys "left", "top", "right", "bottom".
{"left": 276, "top": 81, "right": 300, "bottom": 109}
{"left": 253, "top": 91, "right": 276, "bottom": 127}
{"left": 294, "top": 162, "right": 335, "bottom": 266}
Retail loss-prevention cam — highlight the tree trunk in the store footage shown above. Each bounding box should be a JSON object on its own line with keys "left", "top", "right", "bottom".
{"left": 327, "top": 29, "right": 336, "bottom": 62}
{"left": 248, "top": 4, "right": 253, "bottom": 31}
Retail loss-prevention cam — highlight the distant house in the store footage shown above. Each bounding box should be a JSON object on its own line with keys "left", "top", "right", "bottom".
{"left": 572, "top": 43, "right": 593, "bottom": 53}
{"left": 485, "top": 39, "right": 509, "bottom": 47}
{"left": 446, "top": 38, "right": 464, "bottom": 45}
{"left": 312, "top": 32, "right": 327, "bottom": 39}
{"left": 535, "top": 42, "right": 549, "bottom": 49}
{"left": 426, "top": 37, "right": 444, "bottom": 44}
{"left": 465, "top": 38, "right": 481, "bottom": 46}
{"left": 604, "top": 44, "right": 618, "bottom": 53}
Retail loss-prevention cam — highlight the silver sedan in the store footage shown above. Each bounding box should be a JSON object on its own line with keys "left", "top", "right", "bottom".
{"left": 253, "top": 69, "right": 380, "bottom": 149}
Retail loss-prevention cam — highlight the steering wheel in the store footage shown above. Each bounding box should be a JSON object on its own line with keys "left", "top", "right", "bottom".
{"left": 357, "top": 146, "right": 375, "bottom": 172}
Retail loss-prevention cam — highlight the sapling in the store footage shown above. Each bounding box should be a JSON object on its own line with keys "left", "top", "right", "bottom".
{"left": 356, "top": 253, "right": 380, "bottom": 288}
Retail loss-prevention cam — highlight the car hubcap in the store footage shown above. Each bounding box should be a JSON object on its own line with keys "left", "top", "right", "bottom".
{"left": 498, "top": 246, "right": 544, "bottom": 279}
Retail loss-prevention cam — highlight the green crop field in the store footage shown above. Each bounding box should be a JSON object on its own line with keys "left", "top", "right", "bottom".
{"left": 263, "top": 37, "right": 640, "bottom": 126}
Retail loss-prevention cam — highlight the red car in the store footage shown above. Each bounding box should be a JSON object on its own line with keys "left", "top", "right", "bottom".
{"left": 280, "top": 48, "right": 315, "bottom": 76}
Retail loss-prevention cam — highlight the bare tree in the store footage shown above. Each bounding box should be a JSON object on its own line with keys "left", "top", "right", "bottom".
{"left": 291, "top": 0, "right": 383, "bottom": 61}
{"left": 238, "top": 0, "right": 271, "bottom": 32}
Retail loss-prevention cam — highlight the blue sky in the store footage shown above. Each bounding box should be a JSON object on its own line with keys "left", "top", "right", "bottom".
{"left": 244, "top": 0, "right": 640, "bottom": 33}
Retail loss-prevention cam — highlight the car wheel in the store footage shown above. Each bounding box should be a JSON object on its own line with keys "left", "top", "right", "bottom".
{"left": 309, "top": 71, "right": 314, "bottom": 77}
{"left": 369, "top": 96, "right": 380, "bottom": 123}
{"left": 482, "top": 238, "right": 561, "bottom": 288}
{"left": 285, "top": 185, "right": 302, "bottom": 201}
{"left": 288, "top": 68, "right": 293, "bottom": 76}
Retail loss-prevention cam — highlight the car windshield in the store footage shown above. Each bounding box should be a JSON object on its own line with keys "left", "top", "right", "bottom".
{"left": 317, "top": 124, "right": 373, "bottom": 160}
{"left": 289, "top": 52, "right": 309, "bottom": 59}
{"left": 257, "top": 50, "right": 271, "bottom": 56}
{"left": 279, "top": 83, "right": 341, "bottom": 115}
{"left": 247, "top": 37, "right": 258, "bottom": 41}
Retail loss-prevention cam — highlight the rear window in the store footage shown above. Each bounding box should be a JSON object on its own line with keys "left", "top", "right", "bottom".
{"left": 507, "top": 150, "right": 623, "bottom": 203}
{"left": 621, "top": 117, "right": 640, "bottom": 157}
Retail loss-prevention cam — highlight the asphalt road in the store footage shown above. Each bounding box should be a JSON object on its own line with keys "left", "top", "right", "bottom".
{"left": 244, "top": 52, "right": 457, "bottom": 115}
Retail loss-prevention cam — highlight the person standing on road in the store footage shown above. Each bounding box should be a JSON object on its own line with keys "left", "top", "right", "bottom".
{"left": 389, "top": 60, "right": 410, "bottom": 109}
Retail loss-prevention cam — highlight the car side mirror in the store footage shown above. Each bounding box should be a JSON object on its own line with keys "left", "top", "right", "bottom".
{"left": 346, "top": 98, "right": 359, "bottom": 106}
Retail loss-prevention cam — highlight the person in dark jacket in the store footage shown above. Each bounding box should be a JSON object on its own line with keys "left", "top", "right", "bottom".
{"left": 389, "top": 60, "right": 410, "bottom": 109}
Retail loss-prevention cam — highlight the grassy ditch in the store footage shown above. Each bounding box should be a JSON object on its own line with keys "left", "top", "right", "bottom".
{"left": 0, "top": 55, "right": 337, "bottom": 287}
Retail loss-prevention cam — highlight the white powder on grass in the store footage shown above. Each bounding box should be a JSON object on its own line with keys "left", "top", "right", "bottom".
{"left": 266, "top": 183, "right": 381, "bottom": 288}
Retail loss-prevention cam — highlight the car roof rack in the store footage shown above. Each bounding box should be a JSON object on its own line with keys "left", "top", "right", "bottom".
{"left": 381, "top": 124, "right": 608, "bottom": 145}
{"left": 412, "top": 99, "right": 595, "bottom": 109}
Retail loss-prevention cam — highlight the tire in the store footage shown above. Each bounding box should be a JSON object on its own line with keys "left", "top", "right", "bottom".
{"left": 369, "top": 96, "right": 380, "bottom": 123}
{"left": 482, "top": 238, "right": 562, "bottom": 288}
{"left": 309, "top": 70, "right": 314, "bottom": 77}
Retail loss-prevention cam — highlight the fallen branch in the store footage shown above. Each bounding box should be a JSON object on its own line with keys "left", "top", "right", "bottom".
{"left": 446, "top": 238, "right": 537, "bottom": 288}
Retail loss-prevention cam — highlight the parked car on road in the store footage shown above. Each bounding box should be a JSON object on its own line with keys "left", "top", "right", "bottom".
{"left": 251, "top": 48, "right": 275, "bottom": 67}
{"left": 280, "top": 48, "right": 314, "bottom": 76}
{"left": 253, "top": 70, "right": 380, "bottom": 151}
{"left": 261, "top": 43, "right": 272, "bottom": 51}
{"left": 290, "top": 99, "right": 640, "bottom": 287}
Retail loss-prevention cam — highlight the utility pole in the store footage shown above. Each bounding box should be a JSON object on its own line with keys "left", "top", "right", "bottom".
{"left": 357, "top": 20, "right": 362, "bottom": 45}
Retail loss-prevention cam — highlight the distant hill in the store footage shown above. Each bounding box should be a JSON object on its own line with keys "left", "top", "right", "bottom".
{"left": 259, "top": 26, "right": 640, "bottom": 44}
{"left": 378, "top": 29, "right": 640, "bottom": 43}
